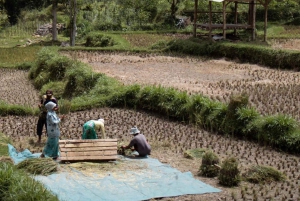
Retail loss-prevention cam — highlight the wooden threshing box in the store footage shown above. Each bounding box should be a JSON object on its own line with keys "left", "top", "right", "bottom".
{"left": 59, "top": 139, "right": 118, "bottom": 162}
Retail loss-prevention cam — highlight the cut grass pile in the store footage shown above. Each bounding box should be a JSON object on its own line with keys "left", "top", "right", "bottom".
{"left": 243, "top": 165, "right": 286, "bottom": 184}
{"left": 16, "top": 158, "right": 58, "bottom": 176}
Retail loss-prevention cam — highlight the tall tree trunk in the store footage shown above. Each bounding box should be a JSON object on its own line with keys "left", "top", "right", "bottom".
{"left": 69, "top": 0, "right": 77, "bottom": 46}
{"left": 52, "top": 0, "right": 58, "bottom": 41}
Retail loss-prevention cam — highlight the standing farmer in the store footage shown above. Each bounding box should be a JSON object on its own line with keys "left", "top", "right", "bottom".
{"left": 40, "top": 102, "right": 64, "bottom": 160}
{"left": 36, "top": 89, "right": 58, "bottom": 143}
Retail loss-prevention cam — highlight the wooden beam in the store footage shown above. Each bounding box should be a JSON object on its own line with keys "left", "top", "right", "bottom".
{"left": 60, "top": 146, "right": 117, "bottom": 152}
{"left": 60, "top": 155, "right": 118, "bottom": 161}
{"left": 60, "top": 150, "right": 117, "bottom": 157}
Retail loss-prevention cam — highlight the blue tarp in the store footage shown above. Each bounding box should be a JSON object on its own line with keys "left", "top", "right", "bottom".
{"left": 8, "top": 144, "right": 221, "bottom": 201}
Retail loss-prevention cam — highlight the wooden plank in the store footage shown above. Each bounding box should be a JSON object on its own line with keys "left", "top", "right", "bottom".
{"left": 60, "top": 142, "right": 117, "bottom": 148}
{"left": 60, "top": 150, "right": 117, "bottom": 157}
{"left": 58, "top": 139, "right": 118, "bottom": 162}
{"left": 60, "top": 146, "right": 117, "bottom": 152}
{"left": 59, "top": 139, "right": 117, "bottom": 143}
{"left": 60, "top": 155, "right": 118, "bottom": 161}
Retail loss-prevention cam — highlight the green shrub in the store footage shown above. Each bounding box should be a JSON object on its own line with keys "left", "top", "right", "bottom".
{"left": 85, "top": 32, "right": 116, "bottom": 47}
{"left": 199, "top": 151, "right": 220, "bottom": 177}
{"left": 218, "top": 157, "right": 241, "bottom": 187}
{"left": 285, "top": 17, "right": 300, "bottom": 25}
{"left": 93, "top": 22, "right": 122, "bottom": 31}
{"left": 166, "top": 39, "right": 210, "bottom": 56}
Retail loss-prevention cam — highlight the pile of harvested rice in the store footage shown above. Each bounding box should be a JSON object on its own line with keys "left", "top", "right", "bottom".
{"left": 16, "top": 158, "right": 58, "bottom": 175}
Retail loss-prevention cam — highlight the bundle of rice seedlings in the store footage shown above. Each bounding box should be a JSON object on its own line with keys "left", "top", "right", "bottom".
{"left": 218, "top": 157, "right": 241, "bottom": 187}
{"left": 198, "top": 150, "right": 220, "bottom": 177}
{"left": 16, "top": 158, "right": 58, "bottom": 175}
{"left": 243, "top": 165, "right": 286, "bottom": 184}
{"left": 117, "top": 142, "right": 132, "bottom": 156}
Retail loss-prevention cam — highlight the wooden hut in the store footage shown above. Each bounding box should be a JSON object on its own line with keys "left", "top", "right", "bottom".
{"left": 192, "top": 0, "right": 259, "bottom": 40}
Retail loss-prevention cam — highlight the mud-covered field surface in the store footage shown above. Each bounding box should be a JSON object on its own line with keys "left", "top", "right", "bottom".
{"left": 1, "top": 54, "right": 300, "bottom": 200}
{"left": 72, "top": 51, "right": 300, "bottom": 121}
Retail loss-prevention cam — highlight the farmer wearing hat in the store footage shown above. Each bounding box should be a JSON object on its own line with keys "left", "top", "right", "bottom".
{"left": 122, "top": 126, "right": 151, "bottom": 157}
{"left": 82, "top": 118, "right": 106, "bottom": 139}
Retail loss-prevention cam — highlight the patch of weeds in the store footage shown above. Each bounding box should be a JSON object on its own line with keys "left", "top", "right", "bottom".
{"left": 184, "top": 148, "right": 206, "bottom": 159}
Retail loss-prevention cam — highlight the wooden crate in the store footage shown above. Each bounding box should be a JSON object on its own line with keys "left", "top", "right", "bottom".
{"left": 59, "top": 139, "right": 118, "bottom": 162}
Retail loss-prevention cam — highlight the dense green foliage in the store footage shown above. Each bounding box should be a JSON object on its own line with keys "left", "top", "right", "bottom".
{"left": 0, "top": 162, "right": 59, "bottom": 201}
{"left": 85, "top": 33, "right": 116, "bottom": 47}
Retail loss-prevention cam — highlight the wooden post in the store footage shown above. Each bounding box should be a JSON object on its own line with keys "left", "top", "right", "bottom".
{"left": 264, "top": 4, "right": 268, "bottom": 42}
{"left": 209, "top": 1, "right": 212, "bottom": 39}
{"left": 234, "top": 2, "right": 238, "bottom": 36}
{"left": 223, "top": 1, "right": 226, "bottom": 39}
{"left": 251, "top": 0, "right": 256, "bottom": 40}
{"left": 193, "top": 0, "right": 198, "bottom": 37}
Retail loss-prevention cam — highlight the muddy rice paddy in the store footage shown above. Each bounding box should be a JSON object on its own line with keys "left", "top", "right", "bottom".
{"left": 1, "top": 53, "right": 300, "bottom": 201}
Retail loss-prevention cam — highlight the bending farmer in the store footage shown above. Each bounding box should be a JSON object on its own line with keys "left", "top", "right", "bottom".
{"left": 82, "top": 118, "right": 105, "bottom": 139}
{"left": 122, "top": 126, "right": 151, "bottom": 157}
